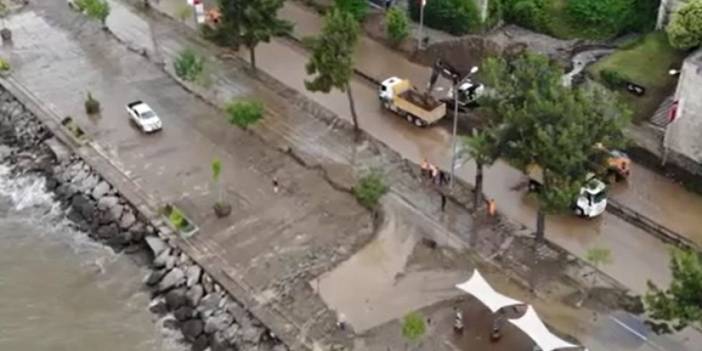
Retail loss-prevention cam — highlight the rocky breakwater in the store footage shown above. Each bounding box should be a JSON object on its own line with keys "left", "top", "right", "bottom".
{"left": 0, "top": 87, "right": 287, "bottom": 351}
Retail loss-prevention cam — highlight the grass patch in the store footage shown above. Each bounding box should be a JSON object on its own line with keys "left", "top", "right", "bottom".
{"left": 588, "top": 32, "right": 688, "bottom": 122}
{"left": 353, "top": 170, "right": 388, "bottom": 209}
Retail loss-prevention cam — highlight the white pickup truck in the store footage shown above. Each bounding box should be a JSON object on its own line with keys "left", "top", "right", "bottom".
{"left": 126, "top": 101, "right": 163, "bottom": 133}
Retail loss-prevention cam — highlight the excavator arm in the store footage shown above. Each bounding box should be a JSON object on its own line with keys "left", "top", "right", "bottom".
{"left": 426, "top": 59, "right": 462, "bottom": 96}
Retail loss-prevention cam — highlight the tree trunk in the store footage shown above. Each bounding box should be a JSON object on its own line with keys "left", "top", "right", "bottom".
{"left": 535, "top": 208, "right": 545, "bottom": 242}
{"left": 474, "top": 162, "right": 483, "bottom": 209}
{"left": 249, "top": 45, "right": 256, "bottom": 71}
{"left": 346, "top": 83, "right": 360, "bottom": 140}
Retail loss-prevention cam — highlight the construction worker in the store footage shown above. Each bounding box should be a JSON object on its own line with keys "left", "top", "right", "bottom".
{"left": 420, "top": 159, "right": 430, "bottom": 179}
{"left": 487, "top": 198, "right": 496, "bottom": 216}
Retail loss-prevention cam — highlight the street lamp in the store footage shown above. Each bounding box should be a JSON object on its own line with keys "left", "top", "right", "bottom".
{"left": 418, "top": 0, "right": 426, "bottom": 50}
{"left": 449, "top": 66, "right": 479, "bottom": 189}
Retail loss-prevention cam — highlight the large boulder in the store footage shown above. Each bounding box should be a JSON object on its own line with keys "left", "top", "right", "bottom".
{"left": 144, "top": 269, "right": 167, "bottom": 286}
{"left": 186, "top": 284, "right": 205, "bottom": 307}
{"left": 165, "top": 288, "right": 187, "bottom": 310}
{"left": 153, "top": 248, "right": 173, "bottom": 269}
{"left": 186, "top": 265, "right": 202, "bottom": 288}
{"left": 181, "top": 319, "right": 204, "bottom": 341}
{"left": 79, "top": 174, "right": 99, "bottom": 193}
{"left": 97, "top": 196, "right": 119, "bottom": 211}
{"left": 145, "top": 236, "right": 168, "bottom": 257}
{"left": 158, "top": 267, "right": 185, "bottom": 292}
{"left": 71, "top": 194, "right": 96, "bottom": 220}
{"left": 174, "top": 306, "right": 195, "bottom": 321}
{"left": 91, "top": 181, "right": 110, "bottom": 200}
{"left": 197, "top": 293, "right": 223, "bottom": 318}
{"left": 205, "top": 311, "right": 234, "bottom": 335}
{"left": 192, "top": 334, "right": 209, "bottom": 351}
{"left": 97, "top": 223, "right": 119, "bottom": 239}
{"left": 149, "top": 298, "right": 168, "bottom": 315}
{"left": 119, "top": 210, "right": 137, "bottom": 230}
{"left": 107, "top": 203, "right": 124, "bottom": 223}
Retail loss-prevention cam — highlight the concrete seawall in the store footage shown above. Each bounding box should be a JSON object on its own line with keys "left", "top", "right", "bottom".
{"left": 0, "top": 84, "right": 288, "bottom": 351}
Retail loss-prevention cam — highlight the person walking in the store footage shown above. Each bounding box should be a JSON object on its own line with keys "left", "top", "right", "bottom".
{"left": 272, "top": 177, "right": 279, "bottom": 194}
{"left": 441, "top": 193, "right": 447, "bottom": 212}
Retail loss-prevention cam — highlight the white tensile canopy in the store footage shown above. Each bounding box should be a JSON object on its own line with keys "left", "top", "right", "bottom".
{"left": 455, "top": 269, "right": 524, "bottom": 313}
{"left": 509, "top": 306, "right": 580, "bottom": 351}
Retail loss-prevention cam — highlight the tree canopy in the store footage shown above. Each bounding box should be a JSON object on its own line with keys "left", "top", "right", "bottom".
{"left": 239, "top": 0, "right": 293, "bottom": 70}
{"left": 305, "top": 9, "right": 361, "bottom": 135}
{"left": 479, "top": 53, "right": 630, "bottom": 239}
{"left": 75, "top": 0, "right": 110, "bottom": 26}
{"left": 646, "top": 249, "right": 702, "bottom": 332}
{"left": 666, "top": 0, "right": 702, "bottom": 49}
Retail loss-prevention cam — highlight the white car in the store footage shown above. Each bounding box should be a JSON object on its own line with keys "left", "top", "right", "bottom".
{"left": 126, "top": 100, "right": 163, "bottom": 133}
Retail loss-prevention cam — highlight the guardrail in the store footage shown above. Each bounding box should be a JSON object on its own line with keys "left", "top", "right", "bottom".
{"left": 607, "top": 199, "right": 700, "bottom": 251}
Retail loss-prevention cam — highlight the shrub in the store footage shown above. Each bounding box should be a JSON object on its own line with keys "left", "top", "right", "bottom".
{"left": 402, "top": 312, "right": 426, "bottom": 342}
{"left": 334, "top": 0, "right": 368, "bottom": 22}
{"left": 84, "top": 92, "right": 100, "bottom": 114}
{"left": 225, "top": 99, "right": 264, "bottom": 128}
{"left": 567, "top": 0, "right": 659, "bottom": 37}
{"left": 386, "top": 7, "right": 409, "bottom": 44}
{"left": 174, "top": 48, "right": 205, "bottom": 82}
{"left": 167, "top": 206, "right": 188, "bottom": 230}
{"left": 600, "top": 69, "right": 629, "bottom": 89}
{"left": 408, "top": 0, "right": 480, "bottom": 35}
{"left": 353, "top": 170, "right": 388, "bottom": 209}
{"left": 0, "top": 58, "right": 9, "bottom": 72}
{"left": 666, "top": 0, "right": 702, "bottom": 49}
{"left": 503, "top": 0, "right": 546, "bottom": 31}
{"left": 176, "top": 3, "right": 193, "bottom": 22}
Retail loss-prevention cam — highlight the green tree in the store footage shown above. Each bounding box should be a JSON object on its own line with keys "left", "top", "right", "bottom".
{"left": 462, "top": 129, "right": 500, "bottom": 209}
{"left": 209, "top": 0, "right": 244, "bottom": 48}
{"left": 480, "top": 54, "right": 629, "bottom": 241}
{"left": 305, "top": 9, "right": 361, "bottom": 137}
{"left": 226, "top": 99, "right": 264, "bottom": 128}
{"left": 76, "top": 0, "right": 110, "bottom": 28}
{"left": 645, "top": 249, "right": 702, "bottom": 332}
{"left": 240, "top": 0, "right": 293, "bottom": 71}
{"left": 212, "top": 158, "right": 222, "bottom": 203}
{"left": 402, "top": 312, "right": 426, "bottom": 345}
{"left": 666, "top": 0, "right": 702, "bottom": 49}
{"left": 334, "top": 0, "right": 368, "bottom": 21}
{"left": 386, "top": 6, "right": 410, "bottom": 45}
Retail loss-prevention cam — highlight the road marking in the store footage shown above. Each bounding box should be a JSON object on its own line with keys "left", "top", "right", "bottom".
{"left": 609, "top": 316, "right": 666, "bottom": 351}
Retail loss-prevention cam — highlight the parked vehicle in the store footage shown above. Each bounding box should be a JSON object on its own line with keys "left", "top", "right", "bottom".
{"left": 591, "top": 145, "right": 631, "bottom": 183}
{"left": 379, "top": 77, "right": 446, "bottom": 127}
{"left": 379, "top": 60, "right": 483, "bottom": 126}
{"left": 526, "top": 164, "right": 608, "bottom": 218}
{"left": 126, "top": 101, "right": 163, "bottom": 133}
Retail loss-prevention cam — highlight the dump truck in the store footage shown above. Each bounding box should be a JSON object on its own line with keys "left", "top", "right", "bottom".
{"left": 526, "top": 164, "right": 608, "bottom": 218}
{"left": 379, "top": 77, "right": 447, "bottom": 127}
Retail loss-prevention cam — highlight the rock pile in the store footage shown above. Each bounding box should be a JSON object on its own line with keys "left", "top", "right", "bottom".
{"left": 0, "top": 86, "right": 287, "bottom": 351}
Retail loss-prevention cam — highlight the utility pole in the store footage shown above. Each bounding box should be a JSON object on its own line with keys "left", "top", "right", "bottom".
{"left": 449, "top": 84, "right": 459, "bottom": 188}
{"left": 449, "top": 66, "right": 479, "bottom": 189}
{"left": 418, "top": 0, "right": 426, "bottom": 50}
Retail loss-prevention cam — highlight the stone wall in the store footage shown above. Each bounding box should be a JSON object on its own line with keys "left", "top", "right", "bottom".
{"left": 0, "top": 86, "right": 287, "bottom": 351}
